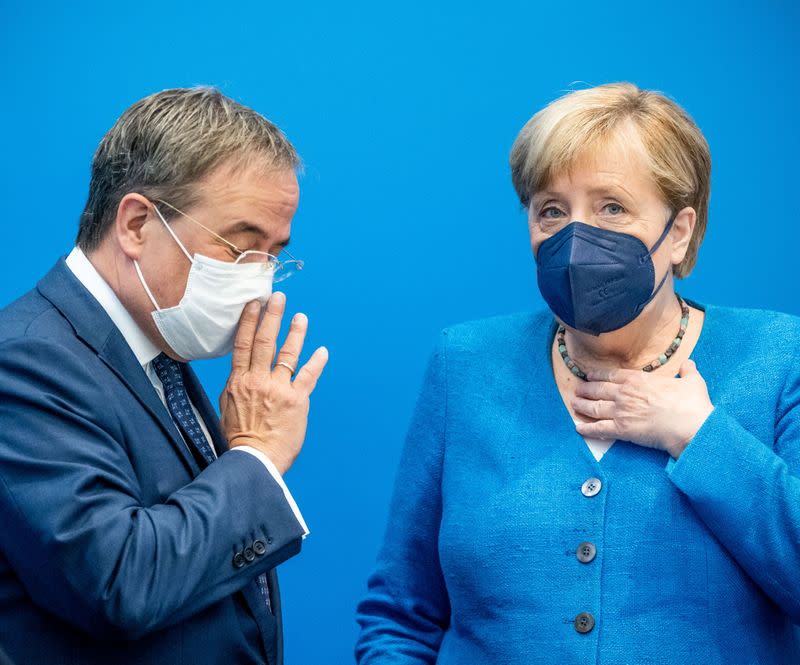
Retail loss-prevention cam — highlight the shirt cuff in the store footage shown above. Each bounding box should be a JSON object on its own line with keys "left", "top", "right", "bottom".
{"left": 231, "top": 446, "right": 310, "bottom": 538}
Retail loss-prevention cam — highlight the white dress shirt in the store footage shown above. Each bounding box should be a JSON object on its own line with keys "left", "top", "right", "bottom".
{"left": 570, "top": 416, "right": 615, "bottom": 460}
{"left": 582, "top": 434, "right": 614, "bottom": 461}
{"left": 65, "top": 247, "right": 308, "bottom": 537}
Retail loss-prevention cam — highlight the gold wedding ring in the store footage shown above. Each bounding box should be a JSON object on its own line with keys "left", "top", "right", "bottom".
{"left": 275, "top": 361, "right": 297, "bottom": 376}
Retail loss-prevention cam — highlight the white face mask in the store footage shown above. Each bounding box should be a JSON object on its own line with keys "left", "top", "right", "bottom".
{"left": 134, "top": 206, "right": 274, "bottom": 360}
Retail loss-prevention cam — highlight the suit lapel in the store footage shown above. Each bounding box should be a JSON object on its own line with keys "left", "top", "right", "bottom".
{"left": 37, "top": 259, "right": 201, "bottom": 477}
{"left": 98, "top": 332, "right": 202, "bottom": 477}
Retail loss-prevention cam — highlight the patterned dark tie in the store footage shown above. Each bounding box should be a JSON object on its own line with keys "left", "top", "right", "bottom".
{"left": 151, "top": 353, "right": 272, "bottom": 611}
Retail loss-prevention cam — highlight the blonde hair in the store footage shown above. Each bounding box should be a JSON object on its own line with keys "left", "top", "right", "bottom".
{"left": 509, "top": 82, "right": 711, "bottom": 277}
{"left": 77, "top": 86, "right": 300, "bottom": 251}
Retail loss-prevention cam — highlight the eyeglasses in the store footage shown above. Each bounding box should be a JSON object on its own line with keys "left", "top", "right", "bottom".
{"left": 152, "top": 198, "right": 304, "bottom": 283}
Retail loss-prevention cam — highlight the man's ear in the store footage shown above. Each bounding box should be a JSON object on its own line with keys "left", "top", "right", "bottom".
{"left": 670, "top": 206, "right": 696, "bottom": 267}
{"left": 115, "top": 193, "right": 154, "bottom": 261}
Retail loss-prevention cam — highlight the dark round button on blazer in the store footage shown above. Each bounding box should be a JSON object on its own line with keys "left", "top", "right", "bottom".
{"left": 574, "top": 612, "right": 595, "bottom": 634}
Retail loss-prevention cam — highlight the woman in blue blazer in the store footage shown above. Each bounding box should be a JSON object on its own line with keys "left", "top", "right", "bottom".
{"left": 355, "top": 83, "right": 800, "bottom": 664}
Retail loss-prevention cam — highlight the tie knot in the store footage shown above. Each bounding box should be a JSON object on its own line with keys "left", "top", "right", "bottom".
{"left": 151, "top": 352, "right": 184, "bottom": 389}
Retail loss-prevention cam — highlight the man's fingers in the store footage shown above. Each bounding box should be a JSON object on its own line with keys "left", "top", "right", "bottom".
{"left": 250, "top": 292, "right": 286, "bottom": 370}
{"left": 231, "top": 301, "right": 262, "bottom": 373}
{"left": 293, "top": 346, "right": 329, "bottom": 394}
{"left": 273, "top": 313, "right": 308, "bottom": 379}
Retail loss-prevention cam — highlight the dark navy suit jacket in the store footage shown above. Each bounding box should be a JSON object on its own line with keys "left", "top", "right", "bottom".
{"left": 0, "top": 259, "right": 306, "bottom": 664}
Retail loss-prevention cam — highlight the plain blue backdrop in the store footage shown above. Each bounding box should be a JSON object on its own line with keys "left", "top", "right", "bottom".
{"left": 1, "top": 1, "right": 799, "bottom": 663}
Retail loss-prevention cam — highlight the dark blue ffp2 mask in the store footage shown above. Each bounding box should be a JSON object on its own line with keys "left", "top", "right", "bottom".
{"left": 535, "top": 215, "right": 675, "bottom": 336}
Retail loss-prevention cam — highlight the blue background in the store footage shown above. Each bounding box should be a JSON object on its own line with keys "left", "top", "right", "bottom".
{"left": 1, "top": 1, "right": 798, "bottom": 662}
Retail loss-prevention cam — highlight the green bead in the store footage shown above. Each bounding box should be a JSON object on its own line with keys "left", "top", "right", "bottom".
{"left": 673, "top": 337, "right": 682, "bottom": 347}
{"left": 558, "top": 344, "right": 566, "bottom": 353}
{"left": 659, "top": 354, "right": 668, "bottom": 364}
{"left": 680, "top": 317, "right": 689, "bottom": 326}
{"left": 571, "top": 366, "right": 581, "bottom": 375}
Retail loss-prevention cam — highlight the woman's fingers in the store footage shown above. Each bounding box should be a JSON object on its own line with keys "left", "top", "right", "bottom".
{"left": 575, "top": 419, "right": 617, "bottom": 439}
{"left": 231, "top": 301, "right": 262, "bottom": 374}
{"left": 572, "top": 396, "right": 615, "bottom": 420}
{"left": 273, "top": 313, "right": 308, "bottom": 379}
{"left": 293, "top": 346, "right": 330, "bottom": 394}
{"left": 574, "top": 380, "right": 617, "bottom": 401}
{"left": 250, "top": 292, "right": 286, "bottom": 370}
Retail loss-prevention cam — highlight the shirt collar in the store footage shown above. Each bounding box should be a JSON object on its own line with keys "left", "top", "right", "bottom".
{"left": 65, "top": 247, "right": 161, "bottom": 367}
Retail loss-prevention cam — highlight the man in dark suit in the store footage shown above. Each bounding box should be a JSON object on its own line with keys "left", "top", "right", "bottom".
{"left": 0, "top": 87, "right": 328, "bottom": 664}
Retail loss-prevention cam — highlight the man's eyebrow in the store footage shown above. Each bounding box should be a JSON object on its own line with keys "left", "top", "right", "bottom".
{"left": 221, "top": 220, "right": 266, "bottom": 237}
{"left": 218, "top": 221, "right": 290, "bottom": 250}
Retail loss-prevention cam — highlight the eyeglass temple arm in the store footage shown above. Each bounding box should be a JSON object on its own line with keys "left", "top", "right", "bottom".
{"left": 153, "top": 198, "right": 244, "bottom": 254}
{"left": 154, "top": 198, "right": 300, "bottom": 265}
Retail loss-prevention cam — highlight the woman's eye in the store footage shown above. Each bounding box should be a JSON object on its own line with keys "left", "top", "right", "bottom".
{"left": 604, "top": 203, "right": 625, "bottom": 215}
{"left": 540, "top": 206, "right": 566, "bottom": 219}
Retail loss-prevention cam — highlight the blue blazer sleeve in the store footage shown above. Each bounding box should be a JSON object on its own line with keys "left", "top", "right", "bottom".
{"left": 355, "top": 332, "right": 451, "bottom": 664}
{"left": 665, "top": 350, "right": 800, "bottom": 622}
{"left": 0, "top": 337, "right": 306, "bottom": 639}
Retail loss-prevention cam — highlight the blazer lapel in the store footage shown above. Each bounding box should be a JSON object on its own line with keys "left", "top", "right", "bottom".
{"left": 36, "top": 259, "right": 201, "bottom": 477}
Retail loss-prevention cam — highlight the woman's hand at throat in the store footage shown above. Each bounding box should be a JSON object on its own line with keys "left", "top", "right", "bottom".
{"left": 569, "top": 359, "right": 715, "bottom": 459}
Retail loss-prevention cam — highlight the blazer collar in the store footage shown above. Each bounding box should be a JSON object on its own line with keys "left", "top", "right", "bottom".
{"left": 37, "top": 258, "right": 201, "bottom": 476}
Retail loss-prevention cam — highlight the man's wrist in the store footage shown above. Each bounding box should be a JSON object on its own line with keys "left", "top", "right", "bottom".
{"left": 229, "top": 439, "right": 290, "bottom": 475}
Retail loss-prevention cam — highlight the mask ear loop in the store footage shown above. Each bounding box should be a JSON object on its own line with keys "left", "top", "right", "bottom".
{"left": 134, "top": 260, "right": 162, "bottom": 311}
{"left": 152, "top": 205, "right": 194, "bottom": 263}
{"left": 636, "top": 212, "right": 678, "bottom": 313}
{"left": 133, "top": 203, "right": 195, "bottom": 312}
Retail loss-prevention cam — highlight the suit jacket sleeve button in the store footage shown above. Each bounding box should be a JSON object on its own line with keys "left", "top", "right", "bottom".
{"left": 243, "top": 546, "right": 256, "bottom": 563}
{"left": 232, "top": 552, "right": 246, "bottom": 569}
{"left": 253, "top": 540, "right": 267, "bottom": 556}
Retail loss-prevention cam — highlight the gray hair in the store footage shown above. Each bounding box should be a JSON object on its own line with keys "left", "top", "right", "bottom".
{"left": 76, "top": 86, "right": 301, "bottom": 251}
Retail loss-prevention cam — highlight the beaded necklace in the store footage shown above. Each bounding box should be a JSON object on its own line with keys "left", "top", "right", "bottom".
{"left": 556, "top": 295, "right": 690, "bottom": 381}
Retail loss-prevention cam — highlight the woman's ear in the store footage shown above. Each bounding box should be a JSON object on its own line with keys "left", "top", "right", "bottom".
{"left": 115, "top": 193, "right": 154, "bottom": 261}
{"left": 670, "top": 206, "right": 696, "bottom": 266}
